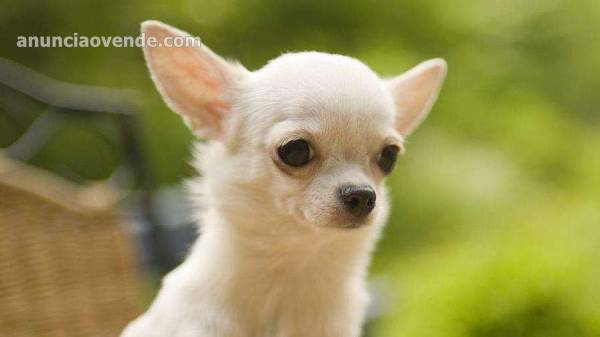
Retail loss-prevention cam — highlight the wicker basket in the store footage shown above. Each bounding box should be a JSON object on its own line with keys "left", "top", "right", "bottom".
{"left": 0, "top": 156, "right": 142, "bottom": 337}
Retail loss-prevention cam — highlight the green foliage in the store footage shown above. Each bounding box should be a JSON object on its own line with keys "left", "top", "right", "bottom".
{"left": 374, "top": 199, "right": 600, "bottom": 337}
{"left": 1, "top": 1, "right": 599, "bottom": 336}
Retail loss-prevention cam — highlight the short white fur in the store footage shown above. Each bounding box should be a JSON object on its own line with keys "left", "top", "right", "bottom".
{"left": 122, "top": 20, "right": 446, "bottom": 337}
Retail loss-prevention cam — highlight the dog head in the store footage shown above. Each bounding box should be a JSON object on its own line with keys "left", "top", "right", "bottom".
{"left": 142, "top": 21, "right": 446, "bottom": 231}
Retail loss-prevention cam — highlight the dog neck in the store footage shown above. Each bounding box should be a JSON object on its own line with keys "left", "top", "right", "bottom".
{"left": 171, "top": 202, "right": 381, "bottom": 336}
{"left": 191, "top": 205, "right": 380, "bottom": 284}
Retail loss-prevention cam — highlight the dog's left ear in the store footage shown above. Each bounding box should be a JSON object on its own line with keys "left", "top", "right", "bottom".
{"left": 387, "top": 59, "right": 447, "bottom": 137}
{"left": 141, "top": 20, "right": 248, "bottom": 139}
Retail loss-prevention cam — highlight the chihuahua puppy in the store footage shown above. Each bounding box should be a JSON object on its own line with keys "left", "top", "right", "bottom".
{"left": 122, "top": 20, "right": 446, "bottom": 337}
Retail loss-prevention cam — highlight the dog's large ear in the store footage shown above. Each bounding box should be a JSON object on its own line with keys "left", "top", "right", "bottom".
{"left": 141, "top": 20, "right": 247, "bottom": 139}
{"left": 387, "top": 59, "right": 447, "bottom": 137}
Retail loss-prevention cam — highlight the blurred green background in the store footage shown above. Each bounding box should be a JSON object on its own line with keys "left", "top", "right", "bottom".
{"left": 1, "top": 0, "right": 600, "bottom": 336}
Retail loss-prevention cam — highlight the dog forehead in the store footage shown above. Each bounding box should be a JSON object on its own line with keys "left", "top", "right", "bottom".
{"left": 262, "top": 51, "right": 376, "bottom": 77}
{"left": 249, "top": 52, "right": 395, "bottom": 125}
{"left": 257, "top": 52, "right": 385, "bottom": 95}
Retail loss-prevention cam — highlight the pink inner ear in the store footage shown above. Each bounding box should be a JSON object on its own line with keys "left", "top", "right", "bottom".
{"left": 144, "top": 24, "right": 235, "bottom": 138}
{"left": 172, "top": 54, "right": 228, "bottom": 129}
{"left": 391, "top": 60, "right": 446, "bottom": 136}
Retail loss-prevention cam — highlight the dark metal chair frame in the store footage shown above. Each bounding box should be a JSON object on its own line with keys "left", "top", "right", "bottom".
{"left": 0, "top": 57, "right": 171, "bottom": 274}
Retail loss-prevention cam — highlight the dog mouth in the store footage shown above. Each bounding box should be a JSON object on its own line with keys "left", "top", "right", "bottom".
{"left": 300, "top": 211, "right": 370, "bottom": 231}
{"left": 299, "top": 199, "right": 375, "bottom": 231}
{"left": 322, "top": 213, "right": 373, "bottom": 230}
{"left": 336, "top": 218, "right": 371, "bottom": 230}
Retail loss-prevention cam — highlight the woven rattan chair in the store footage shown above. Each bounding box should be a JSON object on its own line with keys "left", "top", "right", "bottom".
{"left": 0, "top": 156, "right": 142, "bottom": 337}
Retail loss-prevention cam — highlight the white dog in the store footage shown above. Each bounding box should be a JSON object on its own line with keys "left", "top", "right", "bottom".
{"left": 121, "top": 20, "right": 446, "bottom": 337}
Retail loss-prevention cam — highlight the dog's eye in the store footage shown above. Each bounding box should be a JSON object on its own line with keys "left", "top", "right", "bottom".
{"left": 277, "top": 139, "right": 313, "bottom": 167}
{"left": 378, "top": 145, "right": 400, "bottom": 174}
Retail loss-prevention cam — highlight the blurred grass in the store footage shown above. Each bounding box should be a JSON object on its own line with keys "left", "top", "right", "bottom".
{"left": 1, "top": 0, "right": 599, "bottom": 336}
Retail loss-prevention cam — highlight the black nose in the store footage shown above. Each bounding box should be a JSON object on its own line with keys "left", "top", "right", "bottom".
{"left": 338, "top": 185, "right": 376, "bottom": 218}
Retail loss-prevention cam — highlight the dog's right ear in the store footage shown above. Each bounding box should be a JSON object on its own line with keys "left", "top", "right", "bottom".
{"left": 141, "top": 20, "right": 247, "bottom": 139}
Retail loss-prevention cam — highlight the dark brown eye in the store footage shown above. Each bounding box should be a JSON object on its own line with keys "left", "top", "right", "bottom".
{"left": 277, "top": 139, "right": 312, "bottom": 167}
{"left": 378, "top": 145, "right": 400, "bottom": 174}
